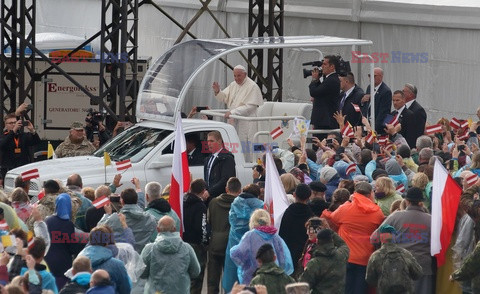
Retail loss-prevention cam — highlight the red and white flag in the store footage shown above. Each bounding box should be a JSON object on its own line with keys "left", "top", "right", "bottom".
{"left": 92, "top": 195, "right": 111, "bottom": 209}
{"left": 346, "top": 163, "right": 357, "bottom": 176}
{"left": 449, "top": 118, "right": 461, "bottom": 129}
{"left": 457, "top": 131, "right": 470, "bottom": 141}
{"left": 396, "top": 184, "right": 405, "bottom": 194}
{"left": 115, "top": 159, "right": 132, "bottom": 171}
{"left": 378, "top": 135, "right": 389, "bottom": 145}
{"left": 340, "top": 123, "right": 355, "bottom": 138}
{"left": 431, "top": 159, "right": 462, "bottom": 267}
{"left": 466, "top": 174, "right": 478, "bottom": 187}
{"left": 170, "top": 114, "right": 190, "bottom": 234}
{"left": 461, "top": 120, "right": 469, "bottom": 129}
{"left": 264, "top": 149, "right": 290, "bottom": 229}
{"left": 351, "top": 103, "right": 361, "bottom": 112}
{"left": 425, "top": 124, "right": 443, "bottom": 135}
{"left": 270, "top": 126, "right": 283, "bottom": 140}
{"left": 0, "top": 220, "right": 9, "bottom": 231}
{"left": 365, "top": 130, "right": 376, "bottom": 145}
{"left": 388, "top": 114, "right": 399, "bottom": 127}
{"left": 21, "top": 169, "right": 39, "bottom": 181}
{"left": 384, "top": 142, "right": 395, "bottom": 152}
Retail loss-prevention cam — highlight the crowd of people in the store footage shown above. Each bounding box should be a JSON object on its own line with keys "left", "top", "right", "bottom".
{"left": 0, "top": 60, "right": 480, "bottom": 294}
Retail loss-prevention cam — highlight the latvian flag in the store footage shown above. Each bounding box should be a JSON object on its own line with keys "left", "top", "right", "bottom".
{"left": 378, "top": 135, "right": 389, "bottom": 146}
{"left": 388, "top": 114, "right": 399, "bottom": 127}
{"left": 116, "top": 159, "right": 132, "bottom": 171}
{"left": 365, "top": 131, "right": 376, "bottom": 145}
{"left": 396, "top": 183, "right": 405, "bottom": 194}
{"left": 384, "top": 142, "right": 395, "bottom": 152}
{"left": 457, "top": 131, "right": 470, "bottom": 141}
{"left": 466, "top": 174, "right": 478, "bottom": 187}
{"left": 92, "top": 195, "right": 111, "bottom": 209}
{"left": 449, "top": 118, "right": 468, "bottom": 130}
{"left": 425, "top": 124, "right": 443, "bottom": 135}
{"left": 351, "top": 103, "right": 361, "bottom": 112}
{"left": 346, "top": 163, "right": 357, "bottom": 176}
{"left": 0, "top": 220, "right": 9, "bottom": 231}
{"left": 21, "top": 169, "right": 39, "bottom": 181}
{"left": 270, "top": 126, "right": 283, "bottom": 140}
{"left": 340, "top": 123, "right": 355, "bottom": 138}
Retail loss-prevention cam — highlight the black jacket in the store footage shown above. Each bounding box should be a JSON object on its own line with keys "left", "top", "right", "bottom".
{"left": 309, "top": 73, "right": 340, "bottom": 129}
{"left": 362, "top": 82, "right": 392, "bottom": 134}
{"left": 0, "top": 130, "right": 40, "bottom": 174}
{"left": 59, "top": 281, "right": 89, "bottom": 294}
{"left": 339, "top": 85, "right": 365, "bottom": 127}
{"left": 406, "top": 100, "right": 427, "bottom": 147}
{"left": 85, "top": 206, "right": 105, "bottom": 232}
{"left": 188, "top": 147, "right": 207, "bottom": 166}
{"left": 396, "top": 108, "right": 416, "bottom": 148}
{"left": 279, "top": 203, "right": 314, "bottom": 265}
{"left": 183, "top": 193, "right": 209, "bottom": 245}
{"left": 204, "top": 149, "right": 236, "bottom": 199}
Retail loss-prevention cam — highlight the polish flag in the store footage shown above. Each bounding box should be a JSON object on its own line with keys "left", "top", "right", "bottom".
{"left": 0, "top": 220, "right": 9, "bottom": 231}
{"left": 170, "top": 114, "right": 190, "bottom": 234}
{"left": 115, "top": 159, "right": 132, "bottom": 171}
{"left": 431, "top": 159, "right": 462, "bottom": 267}
{"left": 92, "top": 195, "right": 111, "bottom": 209}
{"left": 21, "top": 169, "right": 39, "bottom": 181}
{"left": 340, "top": 123, "right": 355, "bottom": 138}
{"left": 396, "top": 184, "right": 405, "bottom": 194}
{"left": 365, "top": 130, "right": 376, "bottom": 145}
{"left": 351, "top": 103, "right": 361, "bottom": 112}
{"left": 264, "top": 149, "right": 290, "bottom": 229}
{"left": 466, "top": 174, "right": 478, "bottom": 187}
{"left": 346, "top": 163, "right": 357, "bottom": 176}
{"left": 388, "top": 114, "right": 399, "bottom": 127}
{"left": 449, "top": 118, "right": 461, "bottom": 129}
{"left": 425, "top": 124, "right": 443, "bottom": 135}
{"left": 270, "top": 126, "right": 283, "bottom": 140}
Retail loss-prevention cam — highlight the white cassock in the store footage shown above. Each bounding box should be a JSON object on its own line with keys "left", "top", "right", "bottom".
{"left": 215, "top": 77, "right": 264, "bottom": 149}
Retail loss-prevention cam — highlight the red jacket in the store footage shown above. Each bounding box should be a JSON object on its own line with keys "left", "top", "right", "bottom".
{"left": 327, "top": 193, "right": 384, "bottom": 266}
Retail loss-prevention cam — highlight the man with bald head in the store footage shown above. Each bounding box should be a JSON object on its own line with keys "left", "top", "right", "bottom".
{"left": 212, "top": 65, "right": 264, "bottom": 146}
{"left": 88, "top": 270, "right": 115, "bottom": 293}
{"left": 361, "top": 67, "right": 392, "bottom": 134}
{"left": 141, "top": 216, "right": 201, "bottom": 293}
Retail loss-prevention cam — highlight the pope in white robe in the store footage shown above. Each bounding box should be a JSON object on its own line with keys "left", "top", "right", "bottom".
{"left": 212, "top": 65, "right": 264, "bottom": 154}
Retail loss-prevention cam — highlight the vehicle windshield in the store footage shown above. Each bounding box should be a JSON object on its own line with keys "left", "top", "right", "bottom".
{"left": 94, "top": 126, "right": 172, "bottom": 162}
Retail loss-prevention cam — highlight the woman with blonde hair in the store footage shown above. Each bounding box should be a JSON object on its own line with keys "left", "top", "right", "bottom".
{"left": 230, "top": 209, "right": 293, "bottom": 285}
{"left": 374, "top": 177, "right": 402, "bottom": 216}
{"left": 412, "top": 172, "right": 431, "bottom": 211}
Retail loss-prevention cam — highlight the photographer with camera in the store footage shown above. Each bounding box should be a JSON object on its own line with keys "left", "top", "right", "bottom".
{"left": 85, "top": 109, "right": 111, "bottom": 148}
{"left": 308, "top": 55, "right": 341, "bottom": 139}
{"left": 0, "top": 112, "right": 40, "bottom": 180}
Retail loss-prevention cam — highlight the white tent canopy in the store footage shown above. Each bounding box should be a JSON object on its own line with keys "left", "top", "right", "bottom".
{"left": 32, "top": 0, "right": 480, "bottom": 123}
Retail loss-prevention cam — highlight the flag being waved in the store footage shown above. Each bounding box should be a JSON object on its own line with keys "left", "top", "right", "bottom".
{"left": 115, "top": 159, "right": 132, "bottom": 171}
{"left": 424, "top": 124, "right": 443, "bottom": 135}
{"left": 270, "top": 126, "right": 283, "bottom": 140}
{"left": 170, "top": 113, "right": 190, "bottom": 233}
{"left": 431, "top": 159, "right": 462, "bottom": 267}
{"left": 92, "top": 195, "right": 111, "bottom": 209}
{"left": 264, "top": 149, "right": 290, "bottom": 229}
{"left": 340, "top": 123, "right": 355, "bottom": 138}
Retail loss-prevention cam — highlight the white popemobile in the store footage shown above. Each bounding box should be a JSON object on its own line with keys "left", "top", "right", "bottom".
{"left": 4, "top": 36, "right": 374, "bottom": 195}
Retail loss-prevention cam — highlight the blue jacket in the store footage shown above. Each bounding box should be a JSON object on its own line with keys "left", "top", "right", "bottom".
{"left": 325, "top": 175, "right": 341, "bottom": 203}
{"left": 222, "top": 193, "right": 263, "bottom": 293}
{"left": 79, "top": 245, "right": 131, "bottom": 294}
{"left": 86, "top": 285, "right": 115, "bottom": 294}
{"left": 20, "top": 265, "right": 58, "bottom": 294}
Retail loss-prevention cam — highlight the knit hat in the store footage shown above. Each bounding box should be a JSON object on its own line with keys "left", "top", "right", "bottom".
{"left": 379, "top": 224, "right": 397, "bottom": 235}
{"left": 385, "top": 159, "right": 402, "bottom": 176}
{"left": 405, "top": 187, "right": 425, "bottom": 202}
{"left": 319, "top": 166, "right": 337, "bottom": 183}
{"left": 353, "top": 175, "right": 369, "bottom": 183}
{"left": 371, "top": 168, "right": 388, "bottom": 180}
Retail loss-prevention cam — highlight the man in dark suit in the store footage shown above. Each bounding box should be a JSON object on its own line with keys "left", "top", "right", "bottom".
{"left": 403, "top": 83, "right": 427, "bottom": 148}
{"left": 338, "top": 72, "right": 364, "bottom": 126}
{"left": 386, "top": 90, "right": 415, "bottom": 147}
{"left": 309, "top": 55, "right": 341, "bottom": 136}
{"left": 186, "top": 133, "right": 207, "bottom": 166}
{"left": 360, "top": 67, "right": 392, "bottom": 134}
{"left": 204, "top": 131, "right": 236, "bottom": 202}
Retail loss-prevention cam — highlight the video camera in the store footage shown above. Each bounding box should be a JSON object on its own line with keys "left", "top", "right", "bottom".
{"left": 85, "top": 108, "right": 105, "bottom": 131}
{"left": 302, "top": 55, "right": 351, "bottom": 78}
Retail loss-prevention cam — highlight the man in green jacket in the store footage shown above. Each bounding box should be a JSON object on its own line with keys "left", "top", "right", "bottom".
{"left": 300, "top": 229, "right": 349, "bottom": 294}
{"left": 250, "top": 243, "right": 295, "bottom": 293}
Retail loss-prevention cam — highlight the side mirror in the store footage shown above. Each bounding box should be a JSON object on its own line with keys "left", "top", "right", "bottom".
{"left": 149, "top": 154, "right": 173, "bottom": 169}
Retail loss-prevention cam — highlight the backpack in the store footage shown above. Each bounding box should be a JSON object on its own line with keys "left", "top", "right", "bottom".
{"left": 378, "top": 249, "right": 410, "bottom": 293}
